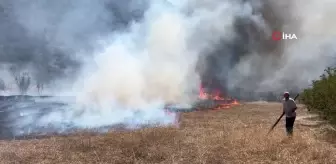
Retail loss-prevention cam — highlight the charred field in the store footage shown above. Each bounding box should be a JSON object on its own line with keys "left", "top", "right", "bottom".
{"left": 0, "top": 94, "right": 239, "bottom": 140}
{"left": 1, "top": 99, "right": 336, "bottom": 164}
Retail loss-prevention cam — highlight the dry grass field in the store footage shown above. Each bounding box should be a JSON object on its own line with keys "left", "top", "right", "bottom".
{"left": 1, "top": 102, "right": 336, "bottom": 164}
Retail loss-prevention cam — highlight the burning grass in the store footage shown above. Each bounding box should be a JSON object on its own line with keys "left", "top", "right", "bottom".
{"left": 198, "top": 84, "right": 240, "bottom": 110}
{"left": 0, "top": 102, "right": 336, "bottom": 164}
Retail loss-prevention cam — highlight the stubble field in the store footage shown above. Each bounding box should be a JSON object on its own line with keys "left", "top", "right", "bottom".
{"left": 0, "top": 102, "right": 335, "bottom": 164}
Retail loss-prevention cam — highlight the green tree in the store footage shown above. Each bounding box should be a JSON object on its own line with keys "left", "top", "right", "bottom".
{"left": 300, "top": 67, "right": 336, "bottom": 124}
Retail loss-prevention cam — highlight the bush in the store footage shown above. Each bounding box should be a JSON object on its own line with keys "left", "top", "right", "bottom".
{"left": 300, "top": 67, "right": 336, "bottom": 125}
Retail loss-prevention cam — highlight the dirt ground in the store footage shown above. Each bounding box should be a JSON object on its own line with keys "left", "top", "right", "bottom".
{"left": 0, "top": 102, "right": 335, "bottom": 164}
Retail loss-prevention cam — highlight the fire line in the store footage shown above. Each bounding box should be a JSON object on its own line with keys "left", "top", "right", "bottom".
{"left": 199, "top": 84, "right": 239, "bottom": 110}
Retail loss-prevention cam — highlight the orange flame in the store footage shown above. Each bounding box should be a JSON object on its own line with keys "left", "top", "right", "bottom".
{"left": 199, "top": 84, "right": 208, "bottom": 99}
{"left": 199, "top": 84, "right": 239, "bottom": 109}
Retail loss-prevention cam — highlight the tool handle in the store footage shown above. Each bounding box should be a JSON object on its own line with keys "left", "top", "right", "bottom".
{"left": 294, "top": 94, "right": 299, "bottom": 101}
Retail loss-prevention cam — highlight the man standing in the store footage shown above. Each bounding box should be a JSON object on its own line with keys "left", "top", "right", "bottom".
{"left": 282, "top": 92, "right": 298, "bottom": 137}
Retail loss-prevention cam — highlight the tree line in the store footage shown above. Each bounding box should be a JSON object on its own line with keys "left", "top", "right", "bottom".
{"left": 300, "top": 67, "right": 336, "bottom": 125}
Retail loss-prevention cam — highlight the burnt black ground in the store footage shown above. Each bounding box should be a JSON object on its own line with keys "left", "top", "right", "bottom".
{"left": 0, "top": 95, "right": 232, "bottom": 140}
{"left": 0, "top": 95, "right": 202, "bottom": 140}
{"left": 0, "top": 95, "right": 70, "bottom": 140}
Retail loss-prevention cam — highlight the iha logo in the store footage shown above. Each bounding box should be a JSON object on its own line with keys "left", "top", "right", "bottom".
{"left": 272, "top": 31, "right": 297, "bottom": 41}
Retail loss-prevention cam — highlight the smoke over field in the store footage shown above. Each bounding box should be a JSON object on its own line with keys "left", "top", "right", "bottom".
{"left": 0, "top": 0, "right": 335, "bottom": 137}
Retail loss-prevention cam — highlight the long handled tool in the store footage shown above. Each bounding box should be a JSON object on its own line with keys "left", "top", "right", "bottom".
{"left": 267, "top": 93, "right": 299, "bottom": 135}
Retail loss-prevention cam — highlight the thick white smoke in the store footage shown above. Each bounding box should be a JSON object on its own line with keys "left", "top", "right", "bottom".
{"left": 75, "top": 0, "right": 246, "bottom": 106}
{"left": 68, "top": 0, "right": 247, "bottom": 128}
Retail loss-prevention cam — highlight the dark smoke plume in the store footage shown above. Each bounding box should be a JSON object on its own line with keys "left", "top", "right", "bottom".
{"left": 197, "top": 0, "right": 336, "bottom": 100}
